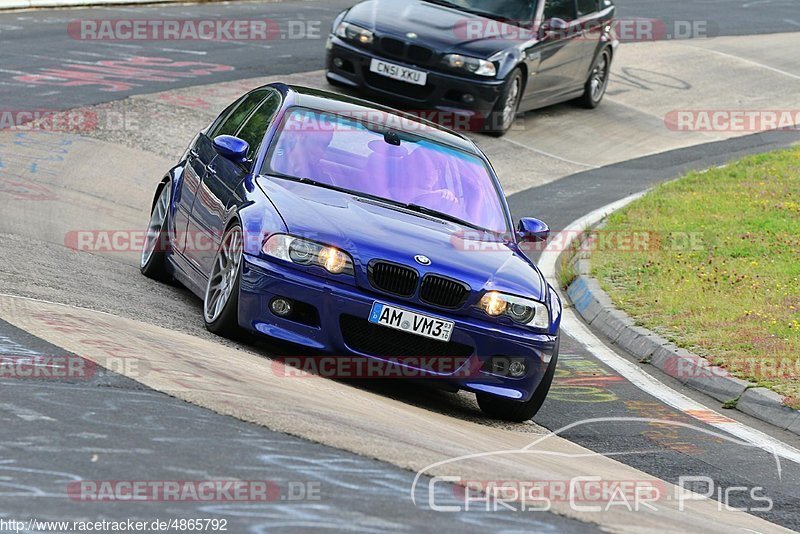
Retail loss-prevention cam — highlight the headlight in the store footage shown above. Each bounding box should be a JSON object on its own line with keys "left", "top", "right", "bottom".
{"left": 478, "top": 291, "right": 550, "bottom": 329}
{"left": 335, "top": 21, "right": 374, "bottom": 45}
{"left": 441, "top": 54, "right": 497, "bottom": 77}
{"left": 263, "top": 234, "right": 354, "bottom": 276}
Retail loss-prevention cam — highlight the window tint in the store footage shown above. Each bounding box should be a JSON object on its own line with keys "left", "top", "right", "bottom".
{"left": 209, "top": 88, "right": 271, "bottom": 138}
{"left": 543, "top": 0, "right": 576, "bottom": 20}
{"left": 576, "top": 0, "right": 597, "bottom": 16}
{"left": 267, "top": 108, "right": 510, "bottom": 234}
{"left": 235, "top": 93, "right": 281, "bottom": 161}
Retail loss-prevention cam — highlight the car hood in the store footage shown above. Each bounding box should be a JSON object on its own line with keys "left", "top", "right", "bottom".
{"left": 343, "top": 0, "right": 530, "bottom": 59}
{"left": 257, "top": 176, "right": 545, "bottom": 302}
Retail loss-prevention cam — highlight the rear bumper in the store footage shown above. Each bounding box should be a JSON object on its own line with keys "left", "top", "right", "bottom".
{"left": 325, "top": 37, "right": 505, "bottom": 128}
{"left": 239, "top": 254, "right": 558, "bottom": 402}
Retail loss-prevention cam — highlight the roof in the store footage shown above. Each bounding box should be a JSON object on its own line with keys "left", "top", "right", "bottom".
{"left": 278, "top": 84, "right": 480, "bottom": 155}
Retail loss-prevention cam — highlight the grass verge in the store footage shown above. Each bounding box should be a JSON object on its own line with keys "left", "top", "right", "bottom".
{"left": 591, "top": 147, "right": 800, "bottom": 408}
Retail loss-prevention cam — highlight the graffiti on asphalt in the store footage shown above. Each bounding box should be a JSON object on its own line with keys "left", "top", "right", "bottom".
{"left": 12, "top": 56, "right": 234, "bottom": 92}
{"left": 548, "top": 353, "right": 623, "bottom": 403}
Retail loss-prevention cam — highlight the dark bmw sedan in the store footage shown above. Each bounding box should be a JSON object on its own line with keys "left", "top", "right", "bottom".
{"left": 326, "top": 0, "right": 617, "bottom": 135}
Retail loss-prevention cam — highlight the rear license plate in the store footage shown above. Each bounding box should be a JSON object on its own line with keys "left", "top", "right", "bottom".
{"left": 368, "top": 302, "right": 453, "bottom": 342}
{"left": 369, "top": 58, "right": 428, "bottom": 86}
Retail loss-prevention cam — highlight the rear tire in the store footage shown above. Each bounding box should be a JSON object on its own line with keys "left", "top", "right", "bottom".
{"left": 576, "top": 48, "right": 611, "bottom": 109}
{"left": 203, "top": 222, "right": 244, "bottom": 339}
{"left": 476, "top": 339, "right": 559, "bottom": 422}
{"left": 140, "top": 182, "right": 172, "bottom": 282}
{"left": 484, "top": 68, "right": 523, "bottom": 137}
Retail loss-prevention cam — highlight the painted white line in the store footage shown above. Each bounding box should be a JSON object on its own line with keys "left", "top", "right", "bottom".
{"left": 159, "top": 47, "right": 207, "bottom": 56}
{"left": 100, "top": 42, "right": 143, "bottom": 49}
{"left": 681, "top": 45, "right": 800, "bottom": 81}
{"left": 224, "top": 40, "right": 274, "bottom": 50}
{"left": 500, "top": 135, "right": 600, "bottom": 169}
{"left": 0, "top": 67, "right": 29, "bottom": 75}
{"left": 69, "top": 51, "right": 107, "bottom": 58}
{"left": 538, "top": 192, "right": 800, "bottom": 466}
{"left": 0, "top": 403, "right": 55, "bottom": 422}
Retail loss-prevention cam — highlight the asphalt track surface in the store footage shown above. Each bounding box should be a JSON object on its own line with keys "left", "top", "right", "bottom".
{"left": 1, "top": 0, "right": 799, "bottom": 112}
{"left": 0, "top": 319, "right": 593, "bottom": 531}
{"left": 1, "top": 0, "right": 800, "bottom": 532}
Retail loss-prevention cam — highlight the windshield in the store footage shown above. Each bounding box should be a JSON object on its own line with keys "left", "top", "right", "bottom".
{"left": 424, "top": 0, "right": 538, "bottom": 23}
{"left": 265, "top": 108, "right": 509, "bottom": 234}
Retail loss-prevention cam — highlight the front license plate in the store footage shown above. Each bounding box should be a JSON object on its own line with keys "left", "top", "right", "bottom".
{"left": 369, "top": 58, "right": 428, "bottom": 86}
{"left": 368, "top": 302, "right": 453, "bottom": 342}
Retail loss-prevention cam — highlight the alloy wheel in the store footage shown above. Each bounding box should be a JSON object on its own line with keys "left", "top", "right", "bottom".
{"left": 501, "top": 76, "right": 521, "bottom": 130}
{"left": 204, "top": 225, "right": 243, "bottom": 323}
{"left": 590, "top": 53, "right": 609, "bottom": 102}
{"left": 141, "top": 185, "right": 170, "bottom": 268}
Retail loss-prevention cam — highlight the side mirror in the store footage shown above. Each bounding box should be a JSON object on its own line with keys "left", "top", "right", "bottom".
{"left": 517, "top": 217, "right": 550, "bottom": 243}
{"left": 213, "top": 135, "right": 249, "bottom": 163}
{"left": 540, "top": 17, "right": 568, "bottom": 39}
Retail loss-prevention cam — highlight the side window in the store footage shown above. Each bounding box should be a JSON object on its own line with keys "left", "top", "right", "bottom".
{"left": 208, "top": 88, "right": 271, "bottom": 139}
{"left": 235, "top": 92, "right": 281, "bottom": 161}
{"left": 576, "top": 0, "right": 597, "bottom": 16}
{"left": 543, "top": 0, "right": 577, "bottom": 20}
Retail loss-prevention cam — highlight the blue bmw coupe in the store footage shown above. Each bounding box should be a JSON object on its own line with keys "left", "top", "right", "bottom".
{"left": 141, "top": 84, "right": 561, "bottom": 421}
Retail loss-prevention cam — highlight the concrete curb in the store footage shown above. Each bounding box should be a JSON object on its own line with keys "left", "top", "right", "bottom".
{"left": 562, "top": 242, "right": 800, "bottom": 436}
{"left": 0, "top": 0, "right": 217, "bottom": 11}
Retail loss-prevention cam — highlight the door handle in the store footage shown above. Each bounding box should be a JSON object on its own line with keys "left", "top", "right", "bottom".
{"left": 189, "top": 149, "right": 199, "bottom": 158}
{"left": 207, "top": 164, "right": 217, "bottom": 175}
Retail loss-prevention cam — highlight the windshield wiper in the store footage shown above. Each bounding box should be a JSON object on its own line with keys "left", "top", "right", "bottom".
{"left": 370, "top": 196, "right": 489, "bottom": 232}
{"left": 420, "top": 0, "right": 462, "bottom": 9}
{"left": 265, "top": 172, "right": 362, "bottom": 197}
{"left": 266, "top": 173, "right": 497, "bottom": 234}
{"left": 467, "top": 10, "right": 521, "bottom": 25}
{"left": 403, "top": 203, "right": 484, "bottom": 231}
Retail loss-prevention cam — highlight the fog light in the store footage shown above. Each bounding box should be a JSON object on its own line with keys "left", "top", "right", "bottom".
{"left": 270, "top": 298, "right": 293, "bottom": 317}
{"left": 462, "top": 93, "right": 475, "bottom": 103}
{"left": 490, "top": 357, "right": 509, "bottom": 375}
{"left": 333, "top": 57, "right": 344, "bottom": 68}
{"left": 508, "top": 359, "right": 526, "bottom": 378}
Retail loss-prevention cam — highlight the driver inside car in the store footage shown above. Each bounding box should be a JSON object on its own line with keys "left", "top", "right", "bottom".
{"left": 400, "top": 147, "right": 460, "bottom": 209}
{"left": 272, "top": 123, "right": 336, "bottom": 183}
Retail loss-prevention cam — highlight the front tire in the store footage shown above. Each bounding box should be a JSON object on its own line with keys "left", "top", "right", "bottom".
{"left": 203, "top": 222, "right": 244, "bottom": 339}
{"left": 476, "top": 339, "right": 559, "bottom": 422}
{"left": 484, "top": 67, "right": 523, "bottom": 137}
{"left": 140, "top": 182, "right": 172, "bottom": 282}
{"left": 576, "top": 48, "right": 611, "bottom": 109}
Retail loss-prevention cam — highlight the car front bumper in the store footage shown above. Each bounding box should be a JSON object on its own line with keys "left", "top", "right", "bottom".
{"left": 239, "top": 254, "right": 558, "bottom": 403}
{"left": 325, "top": 37, "right": 505, "bottom": 128}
